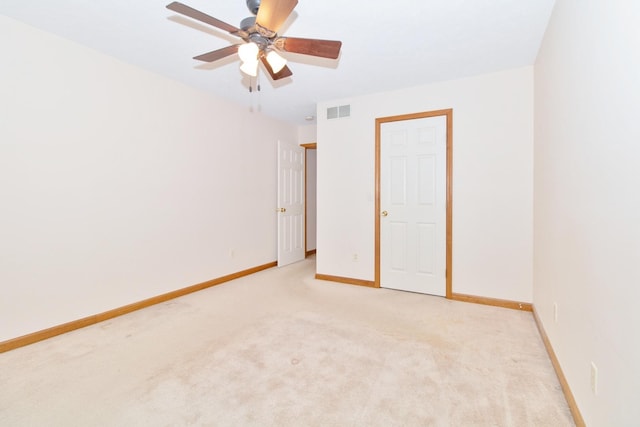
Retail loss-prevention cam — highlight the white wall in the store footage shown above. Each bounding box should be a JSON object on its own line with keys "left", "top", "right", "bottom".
{"left": 0, "top": 16, "right": 296, "bottom": 342}
{"left": 298, "top": 124, "right": 317, "bottom": 146}
{"left": 317, "top": 67, "right": 534, "bottom": 302}
{"left": 533, "top": 1, "right": 640, "bottom": 425}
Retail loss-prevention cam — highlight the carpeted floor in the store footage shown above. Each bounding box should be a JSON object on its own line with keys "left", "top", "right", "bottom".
{"left": 0, "top": 256, "right": 574, "bottom": 426}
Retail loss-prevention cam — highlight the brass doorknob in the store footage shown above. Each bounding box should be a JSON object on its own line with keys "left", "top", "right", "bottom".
{"left": 381, "top": 210, "right": 388, "bottom": 217}
{"left": 278, "top": 207, "right": 286, "bottom": 213}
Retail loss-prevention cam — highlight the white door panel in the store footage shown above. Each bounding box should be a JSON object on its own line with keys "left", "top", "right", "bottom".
{"left": 277, "top": 140, "right": 305, "bottom": 267}
{"left": 381, "top": 116, "right": 446, "bottom": 295}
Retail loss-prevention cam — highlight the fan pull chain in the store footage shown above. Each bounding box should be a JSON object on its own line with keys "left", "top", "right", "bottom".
{"left": 248, "top": 75, "right": 261, "bottom": 93}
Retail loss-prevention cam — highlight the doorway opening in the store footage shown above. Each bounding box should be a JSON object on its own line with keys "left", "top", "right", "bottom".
{"left": 301, "top": 142, "right": 317, "bottom": 258}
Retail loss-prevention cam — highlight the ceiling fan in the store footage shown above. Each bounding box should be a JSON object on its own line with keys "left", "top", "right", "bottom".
{"left": 166, "top": 0, "right": 342, "bottom": 81}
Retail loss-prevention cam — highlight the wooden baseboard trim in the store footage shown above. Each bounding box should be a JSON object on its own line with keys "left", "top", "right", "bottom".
{"left": 315, "top": 274, "right": 376, "bottom": 288}
{"left": 532, "top": 307, "right": 585, "bottom": 427}
{"left": 0, "top": 261, "right": 277, "bottom": 354}
{"left": 450, "top": 292, "right": 533, "bottom": 312}
{"left": 306, "top": 249, "right": 317, "bottom": 256}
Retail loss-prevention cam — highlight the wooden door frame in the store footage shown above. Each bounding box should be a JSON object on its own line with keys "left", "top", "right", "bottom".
{"left": 300, "top": 142, "right": 317, "bottom": 257}
{"left": 374, "top": 109, "right": 453, "bottom": 298}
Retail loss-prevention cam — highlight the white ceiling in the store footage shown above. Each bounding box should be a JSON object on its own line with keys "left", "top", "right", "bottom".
{"left": 0, "top": 0, "right": 556, "bottom": 126}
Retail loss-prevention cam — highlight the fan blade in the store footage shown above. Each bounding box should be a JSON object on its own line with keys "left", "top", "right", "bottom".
{"left": 277, "top": 37, "right": 342, "bottom": 59}
{"left": 167, "top": 2, "right": 240, "bottom": 34}
{"left": 255, "top": 0, "right": 298, "bottom": 34}
{"left": 193, "top": 45, "right": 240, "bottom": 62}
{"left": 260, "top": 56, "right": 293, "bottom": 80}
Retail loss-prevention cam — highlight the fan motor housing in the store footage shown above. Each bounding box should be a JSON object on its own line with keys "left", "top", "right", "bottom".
{"left": 246, "top": 0, "right": 260, "bottom": 15}
{"left": 240, "top": 16, "right": 256, "bottom": 31}
{"left": 249, "top": 33, "right": 269, "bottom": 49}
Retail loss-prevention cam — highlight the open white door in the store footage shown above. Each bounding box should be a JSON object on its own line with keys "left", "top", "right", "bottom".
{"left": 277, "top": 140, "right": 305, "bottom": 267}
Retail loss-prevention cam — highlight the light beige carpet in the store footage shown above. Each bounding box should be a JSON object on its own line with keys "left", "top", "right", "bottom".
{"left": 0, "top": 257, "right": 574, "bottom": 426}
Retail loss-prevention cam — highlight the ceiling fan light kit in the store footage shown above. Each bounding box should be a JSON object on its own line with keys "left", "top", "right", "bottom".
{"left": 238, "top": 41, "right": 259, "bottom": 62}
{"left": 239, "top": 59, "right": 259, "bottom": 77}
{"left": 265, "top": 50, "right": 287, "bottom": 73}
{"left": 166, "top": 0, "right": 342, "bottom": 85}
